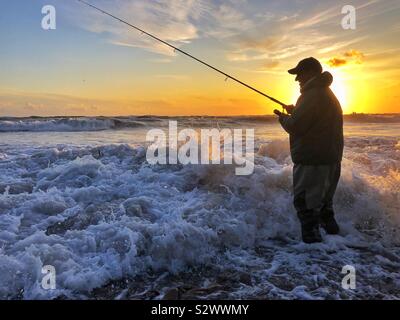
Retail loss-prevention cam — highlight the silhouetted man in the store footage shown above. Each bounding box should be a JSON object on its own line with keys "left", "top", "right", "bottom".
{"left": 275, "top": 57, "right": 344, "bottom": 243}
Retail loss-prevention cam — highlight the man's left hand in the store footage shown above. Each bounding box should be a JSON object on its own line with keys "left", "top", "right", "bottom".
{"left": 284, "top": 104, "right": 295, "bottom": 114}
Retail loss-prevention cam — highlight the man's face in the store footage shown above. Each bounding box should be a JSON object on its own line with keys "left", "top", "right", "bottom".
{"left": 295, "top": 70, "right": 315, "bottom": 87}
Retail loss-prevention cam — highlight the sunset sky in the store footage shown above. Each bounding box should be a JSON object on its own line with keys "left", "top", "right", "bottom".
{"left": 1, "top": 0, "right": 400, "bottom": 116}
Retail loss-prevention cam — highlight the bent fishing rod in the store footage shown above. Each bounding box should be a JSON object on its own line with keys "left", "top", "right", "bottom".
{"left": 77, "top": 0, "right": 288, "bottom": 108}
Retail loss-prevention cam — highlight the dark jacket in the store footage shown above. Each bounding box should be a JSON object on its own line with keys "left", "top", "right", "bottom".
{"left": 279, "top": 71, "right": 344, "bottom": 165}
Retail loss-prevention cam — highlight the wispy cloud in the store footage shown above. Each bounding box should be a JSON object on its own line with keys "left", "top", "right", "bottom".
{"left": 66, "top": 0, "right": 258, "bottom": 56}
{"left": 66, "top": 0, "right": 205, "bottom": 56}
{"left": 201, "top": 2, "right": 257, "bottom": 38}
{"left": 291, "top": 6, "right": 340, "bottom": 29}
{"left": 260, "top": 60, "right": 280, "bottom": 70}
{"left": 235, "top": 35, "right": 285, "bottom": 52}
{"left": 278, "top": 13, "right": 299, "bottom": 22}
{"left": 291, "top": 0, "right": 382, "bottom": 30}
{"left": 318, "top": 37, "right": 367, "bottom": 54}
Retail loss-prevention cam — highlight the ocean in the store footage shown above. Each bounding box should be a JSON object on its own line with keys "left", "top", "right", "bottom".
{"left": 0, "top": 114, "right": 399, "bottom": 299}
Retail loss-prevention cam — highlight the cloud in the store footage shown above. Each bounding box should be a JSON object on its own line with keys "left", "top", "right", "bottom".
{"left": 226, "top": 51, "right": 250, "bottom": 62}
{"left": 290, "top": 0, "right": 382, "bottom": 30}
{"left": 226, "top": 34, "right": 287, "bottom": 62}
{"left": 327, "top": 57, "right": 347, "bottom": 67}
{"left": 344, "top": 49, "right": 365, "bottom": 63}
{"left": 318, "top": 36, "right": 367, "bottom": 54}
{"left": 227, "top": 39, "right": 316, "bottom": 64}
{"left": 278, "top": 13, "right": 299, "bottom": 22}
{"left": 327, "top": 49, "right": 365, "bottom": 67}
{"left": 202, "top": 2, "right": 256, "bottom": 38}
{"left": 70, "top": 0, "right": 373, "bottom": 72}
{"left": 235, "top": 35, "right": 284, "bottom": 52}
{"left": 65, "top": 0, "right": 204, "bottom": 56}
{"left": 259, "top": 60, "right": 280, "bottom": 70}
{"left": 65, "top": 0, "right": 258, "bottom": 56}
{"left": 291, "top": 6, "right": 339, "bottom": 29}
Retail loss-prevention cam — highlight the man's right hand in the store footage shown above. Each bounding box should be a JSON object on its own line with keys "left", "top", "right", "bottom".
{"left": 284, "top": 104, "right": 295, "bottom": 114}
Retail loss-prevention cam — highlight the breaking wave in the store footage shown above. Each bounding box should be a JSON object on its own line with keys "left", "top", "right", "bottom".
{"left": 0, "top": 114, "right": 399, "bottom": 132}
{"left": 0, "top": 134, "right": 399, "bottom": 299}
{"left": 0, "top": 117, "right": 152, "bottom": 132}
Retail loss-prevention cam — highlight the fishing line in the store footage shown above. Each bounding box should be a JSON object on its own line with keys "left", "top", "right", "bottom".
{"left": 77, "top": 0, "right": 288, "bottom": 108}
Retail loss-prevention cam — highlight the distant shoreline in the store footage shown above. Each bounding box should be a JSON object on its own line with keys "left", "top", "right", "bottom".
{"left": 0, "top": 113, "right": 399, "bottom": 120}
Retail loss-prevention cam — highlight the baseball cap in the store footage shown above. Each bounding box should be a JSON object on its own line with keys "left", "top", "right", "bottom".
{"left": 288, "top": 57, "right": 323, "bottom": 75}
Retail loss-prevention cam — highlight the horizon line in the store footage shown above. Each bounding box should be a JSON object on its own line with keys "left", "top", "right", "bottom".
{"left": 1, "top": 112, "right": 400, "bottom": 119}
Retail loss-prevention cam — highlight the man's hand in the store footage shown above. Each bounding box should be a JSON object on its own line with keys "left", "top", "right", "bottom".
{"left": 283, "top": 104, "right": 295, "bottom": 114}
{"left": 273, "top": 109, "right": 282, "bottom": 116}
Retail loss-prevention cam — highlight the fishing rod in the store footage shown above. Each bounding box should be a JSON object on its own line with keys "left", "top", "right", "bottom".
{"left": 77, "top": 0, "right": 288, "bottom": 108}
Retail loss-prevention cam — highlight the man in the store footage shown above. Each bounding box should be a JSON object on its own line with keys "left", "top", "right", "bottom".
{"left": 275, "top": 57, "right": 344, "bottom": 243}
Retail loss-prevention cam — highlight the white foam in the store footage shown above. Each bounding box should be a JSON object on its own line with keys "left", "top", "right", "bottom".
{"left": 0, "top": 124, "right": 399, "bottom": 299}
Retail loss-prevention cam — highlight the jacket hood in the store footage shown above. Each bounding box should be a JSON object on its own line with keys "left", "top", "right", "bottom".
{"left": 301, "top": 71, "right": 333, "bottom": 93}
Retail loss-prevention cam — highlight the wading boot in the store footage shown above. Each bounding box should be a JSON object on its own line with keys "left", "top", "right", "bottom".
{"left": 320, "top": 208, "right": 340, "bottom": 235}
{"left": 297, "top": 210, "right": 322, "bottom": 243}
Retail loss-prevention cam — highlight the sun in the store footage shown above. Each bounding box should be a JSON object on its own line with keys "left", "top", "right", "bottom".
{"left": 290, "top": 67, "right": 350, "bottom": 113}
{"left": 327, "top": 68, "right": 349, "bottom": 112}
